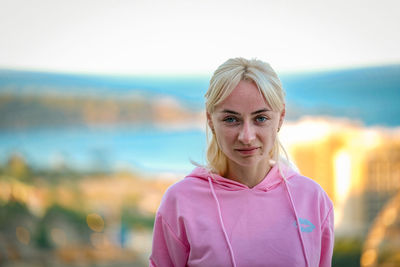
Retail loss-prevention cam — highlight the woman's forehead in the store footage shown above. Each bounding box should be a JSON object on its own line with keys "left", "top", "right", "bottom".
{"left": 214, "top": 80, "right": 272, "bottom": 112}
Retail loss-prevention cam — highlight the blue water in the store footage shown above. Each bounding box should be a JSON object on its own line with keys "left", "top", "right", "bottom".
{"left": 280, "top": 65, "right": 400, "bottom": 126}
{"left": 0, "top": 65, "right": 399, "bottom": 173}
{"left": 0, "top": 126, "right": 206, "bottom": 173}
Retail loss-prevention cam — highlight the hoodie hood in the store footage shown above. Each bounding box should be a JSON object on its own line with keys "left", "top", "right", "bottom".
{"left": 184, "top": 163, "right": 310, "bottom": 267}
{"left": 185, "top": 163, "right": 298, "bottom": 192}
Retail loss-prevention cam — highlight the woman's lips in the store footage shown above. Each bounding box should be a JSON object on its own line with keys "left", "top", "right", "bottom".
{"left": 235, "top": 147, "right": 259, "bottom": 155}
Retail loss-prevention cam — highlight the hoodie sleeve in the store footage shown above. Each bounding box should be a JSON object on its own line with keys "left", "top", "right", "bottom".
{"left": 149, "top": 213, "right": 189, "bottom": 267}
{"left": 319, "top": 207, "right": 334, "bottom": 267}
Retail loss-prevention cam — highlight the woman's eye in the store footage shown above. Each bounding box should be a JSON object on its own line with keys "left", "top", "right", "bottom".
{"left": 255, "top": 116, "right": 268, "bottom": 123}
{"left": 223, "top": 117, "right": 238, "bottom": 123}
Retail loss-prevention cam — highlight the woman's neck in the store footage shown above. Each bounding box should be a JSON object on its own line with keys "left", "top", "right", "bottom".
{"left": 226, "top": 161, "right": 271, "bottom": 188}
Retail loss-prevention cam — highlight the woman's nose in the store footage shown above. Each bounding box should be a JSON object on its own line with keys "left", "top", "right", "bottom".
{"left": 238, "top": 121, "right": 256, "bottom": 144}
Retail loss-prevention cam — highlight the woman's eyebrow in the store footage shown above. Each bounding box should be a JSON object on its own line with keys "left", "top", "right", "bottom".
{"left": 251, "top": 108, "right": 271, "bottom": 115}
{"left": 220, "top": 109, "right": 240, "bottom": 115}
{"left": 220, "top": 108, "right": 271, "bottom": 115}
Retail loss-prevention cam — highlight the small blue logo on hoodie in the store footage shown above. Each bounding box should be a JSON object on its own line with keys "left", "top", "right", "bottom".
{"left": 293, "top": 218, "right": 315, "bottom": 233}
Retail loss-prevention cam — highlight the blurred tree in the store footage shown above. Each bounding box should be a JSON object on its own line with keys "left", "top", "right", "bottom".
{"left": 40, "top": 204, "right": 90, "bottom": 247}
{"left": 121, "top": 206, "right": 154, "bottom": 229}
{"left": 4, "top": 153, "right": 31, "bottom": 181}
{"left": 332, "top": 238, "right": 362, "bottom": 267}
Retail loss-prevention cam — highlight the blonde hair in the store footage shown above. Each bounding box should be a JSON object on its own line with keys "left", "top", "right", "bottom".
{"left": 205, "top": 57, "right": 288, "bottom": 176}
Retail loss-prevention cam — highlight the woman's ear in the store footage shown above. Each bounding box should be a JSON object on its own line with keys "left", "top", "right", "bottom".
{"left": 207, "top": 112, "right": 215, "bottom": 133}
{"left": 278, "top": 105, "right": 286, "bottom": 132}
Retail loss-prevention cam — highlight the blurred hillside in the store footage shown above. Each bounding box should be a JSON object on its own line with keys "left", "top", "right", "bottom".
{"left": 0, "top": 94, "right": 203, "bottom": 129}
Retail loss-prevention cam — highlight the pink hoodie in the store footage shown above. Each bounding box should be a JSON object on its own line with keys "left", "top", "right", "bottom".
{"left": 150, "top": 164, "right": 334, "bottom": 267}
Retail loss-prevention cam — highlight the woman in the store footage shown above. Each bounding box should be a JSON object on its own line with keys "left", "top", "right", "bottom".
{"left": 150, "top": 58, "right": 334, "bottom": 267}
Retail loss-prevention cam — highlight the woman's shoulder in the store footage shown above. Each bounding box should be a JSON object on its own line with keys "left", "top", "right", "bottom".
{"left": 287, "top": 172, "right": 334, "bottom": 223}
{"left": 290, "top": 173, "right": 323, "bottom": 189}
{"left": 159, "top": 168, "right": 210, "bottom": 203}
{"left": 156, "top": 169, "right": 212, "bottom": 222}
{"left": 167, "top": 171, "right": 208, "bottom": 192}
{"left": 280, "top": 163, "right": 327, "bottom": 193}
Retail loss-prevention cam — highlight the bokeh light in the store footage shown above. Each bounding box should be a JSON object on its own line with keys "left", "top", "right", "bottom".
{"left": 16, "top": 226, "right": 30, "bottom": 245}
{"left": 86, "top": 213, "right": 105, "bottom": 233}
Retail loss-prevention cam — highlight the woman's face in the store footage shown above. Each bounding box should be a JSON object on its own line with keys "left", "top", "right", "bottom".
{"left": 208, "top": 80, "right": 285, "bottom": 170}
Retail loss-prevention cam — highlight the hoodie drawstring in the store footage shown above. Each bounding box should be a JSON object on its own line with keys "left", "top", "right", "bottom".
{"left": 207, "top": 171, "right": 309, "bottom": 267}
{"left": 208, "top": 177, "right": 237, "bottom": 267}
{"left": 283, "top": 178, "right": 310, "bottom": 267}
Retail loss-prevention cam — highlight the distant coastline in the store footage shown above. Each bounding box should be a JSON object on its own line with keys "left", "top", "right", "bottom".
{"left": 1, "top": 64, "right": 399, "bottom": 128}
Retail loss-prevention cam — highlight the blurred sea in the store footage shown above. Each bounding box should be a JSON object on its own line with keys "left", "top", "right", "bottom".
{"left": 0, "top": 65, "right": 399, "bottom": 174}
{"left": 0, "top": 126, "right": 206, "bottom": 174}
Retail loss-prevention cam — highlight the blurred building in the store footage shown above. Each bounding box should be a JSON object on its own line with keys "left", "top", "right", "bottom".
{"left": 281, "top": 118, "right": 400, "bottom": 238}
{"left": 361, "top": 191, "right": 400, "bottom": 267}
{"left": 364, "top": 144, "right": 400, "bottom": 226}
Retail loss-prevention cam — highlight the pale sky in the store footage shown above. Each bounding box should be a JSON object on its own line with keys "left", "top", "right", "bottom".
{"left": 1, "top": 0, "right": 399, "bottom": 75}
